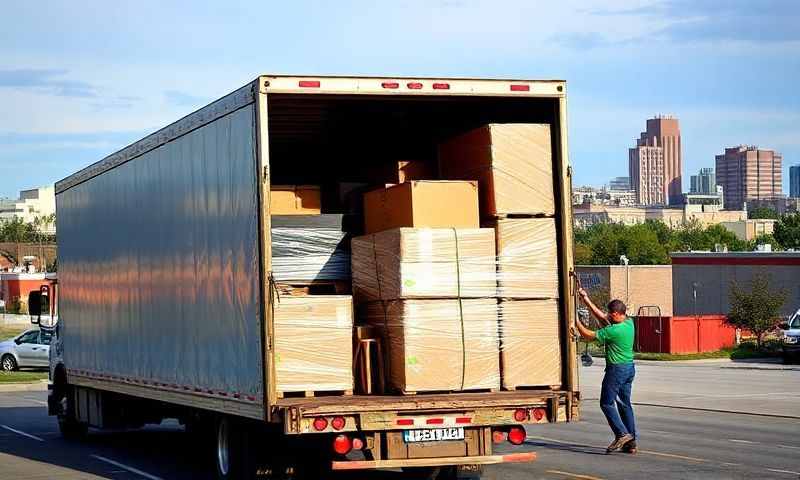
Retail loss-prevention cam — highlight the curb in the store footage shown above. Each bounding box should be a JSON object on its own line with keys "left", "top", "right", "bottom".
{"left": 0, "top": 380, "right": 48, "bottom": 393}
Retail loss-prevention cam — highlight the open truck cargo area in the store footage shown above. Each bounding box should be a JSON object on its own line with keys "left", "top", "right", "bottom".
{"left": 49, "top": 75, "right": 578, "bottom": 478}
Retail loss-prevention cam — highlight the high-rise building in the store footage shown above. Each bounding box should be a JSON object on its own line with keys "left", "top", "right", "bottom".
{"left": 715, "top": 146, "right": 782, "bottom": 210}
{"left": 791, "top": 165, "right": 800, "bottom": 198}
{"left": 690, "top": 168, "right": 715, "bottom": 195}
{"left": 637, "top": 116, "right": 682, "bottom": 205}
{"left": 609, "top": 176, "right": 631, "bottom": 191}
{"left": 629, "top": 145, "right": 666, "bottom": 205}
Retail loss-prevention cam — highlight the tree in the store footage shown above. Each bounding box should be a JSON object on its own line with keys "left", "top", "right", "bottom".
{"left": 773, "top": 213, "right": 800, "bottom": 250}
{"left": 749, "top": 206, "right": 779, "bottom": 219}
{"left": 726, "top": 272, "right": 787, "bottom": 348}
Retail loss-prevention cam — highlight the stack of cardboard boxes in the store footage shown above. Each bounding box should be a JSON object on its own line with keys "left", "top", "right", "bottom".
{"left": 440, "top": 124, "right": 562, "bottom": 390}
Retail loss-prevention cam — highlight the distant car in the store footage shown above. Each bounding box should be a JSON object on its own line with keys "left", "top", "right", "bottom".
{"left": 0, "top": 328, "right": 52, "bottom": 371}
{"left": 779, "top": 308, "right": 800, "bottom": 364}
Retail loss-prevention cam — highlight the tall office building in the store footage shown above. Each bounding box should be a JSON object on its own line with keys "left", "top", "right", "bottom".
{"left": 629, "top": 146, "right": 666, "bottom": 205}
{"left": 791, "top": 165, "right": 800, "bottom": 198}
{"left": 609, "top": 176, "right": 631, "bottom": 191}
{"left": 715, "top": 146, "right": 782, "bottom": 210}
{"left": 690, "top": 168, "right": 715, "bottom": 195}
{"left": 628, "top": 116, "right": 682, "bottom": 205}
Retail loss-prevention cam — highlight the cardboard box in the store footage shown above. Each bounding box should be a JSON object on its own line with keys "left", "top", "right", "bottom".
{"left": 366, "top": 160, "right": 433, "bottom": 184}
{"left": 271, "top": 185, "right": 322, "bottom": 215}
{"left": 439, "top": 124, "right": 555, "bottom": 216}
{"left": 499, "top": 299, "right": 562, "bottom": 389}
{"left": 363, "top": 299, "right": 500, "bottom": 392}
{"left": 351, "top": 228, "right": 496, "bottom": 302}
{"left": 363, "top": 181, "right": 479, "bottom": 234}
{"left": 485, "top": 217, "right": 560, "bottom": 298}
{"left": 273, "top": 295, "right": 354, "bottom": 394}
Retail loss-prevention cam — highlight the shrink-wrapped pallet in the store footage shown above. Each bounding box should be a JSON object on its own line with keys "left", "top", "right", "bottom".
{"left": 273, "top": 295, "right": 354, "bottom": 395}
{"left": 351, "top": 228, "right": 497, "bottom": 302}
{"left": 363, "top": 299, "right": 500, "bottom": 393}
{"left": 484, "top": 217, "right": 560, "bottom": 299}
{"left": 271, "top": 214, "right": 354, "bottom": 282}
{"left": 439, "top": 124, "right": 555, "bottom": 216}
{"left": 499, "top": 299, "right": 562, "bottom": 389}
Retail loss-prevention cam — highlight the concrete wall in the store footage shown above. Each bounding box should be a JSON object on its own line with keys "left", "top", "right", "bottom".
{"left": 672, "top": 263, "right": 800, "bottom": 317}
{"left": 577, "top": 265, "right": 673, "bottom": 316}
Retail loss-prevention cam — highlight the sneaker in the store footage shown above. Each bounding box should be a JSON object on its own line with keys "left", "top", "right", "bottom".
{"left": 622, "top": 439, "right": 637, "bottom": 454}
{"left": 606, "top": 433, "right": 634, "bottom": 453}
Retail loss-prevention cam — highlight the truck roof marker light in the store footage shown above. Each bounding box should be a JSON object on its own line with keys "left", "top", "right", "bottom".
{"left": 407, "top": 82, "right": 423, "bottom": 89}
{"left": 381, "top": 82, "right": 399, "bottom": 89}
{"left": 333, "top": 434, "right": 352, "bottom": 455}
{"left": 455, "top": 417, "right": 472, "bottom": 424}
{"left": 331, "top": 416, "right": 346, "bottom": 430}
{"left": 513, "top": 409, "right": 528, "bottom": 422}
{"left": 426, "top": 418, "right": 444, "bottom": 425}
{"left": 396, "top": 419, "right": 414, "bottom": 426}
{"left": 533, "top": 408, "right": 546, "bottom": 421}
{"left": 432, "top": 83, "right": 450, "bottom": 90}
{"left": 508, "top": 426, "right": 527, "bottom": 445}
{"left": 245, "top": 395, "right": 256, "bottom": 402}
{"left": 510, "top": 84, "right": 530, "bottom": 92}
{"left": 299, "top": 80, "right": 321, "bottom": 88}
{"left": 313, "top": 417, "right": 328, "bottom": 431}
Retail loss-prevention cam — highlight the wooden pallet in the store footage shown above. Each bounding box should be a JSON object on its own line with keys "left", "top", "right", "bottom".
{"left": 399, "top": 387, "right": 500, "bottom": 396}
{"left": 275, "top": 280, "right": 351, "bottom": 296}
{"left": 502, "top": 385, "right": 560, "bottom": 392}
{"left": 276, "top": 389, "right": 354, "bottom": 399}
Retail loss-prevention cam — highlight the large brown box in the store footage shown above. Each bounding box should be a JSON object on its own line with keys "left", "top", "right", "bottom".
{"left": 499, "top": 299, "right": 562, "bottom": 389}
{"left": 351, "top": 228, "right": 496, "bottom": 302}
{"left": 273, "top": 295, "right": 354, "bottom": 394}
{"left": 363, "top": 181, "right": 480, "bottom": 234}
{"left": 271, "top": 185, "right": 322, "bottom": 215}
{"left": 484, "top": 217, "right": 559, "bottom": 299}
{"left": 363, "top": 299, "right": 500, "bottom": 393}
{"left": 439, "top": 124, "right": 555, "bottom": 216}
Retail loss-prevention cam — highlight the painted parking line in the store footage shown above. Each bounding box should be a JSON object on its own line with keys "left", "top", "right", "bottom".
{"left": 23, "top": 397, "right": 48, "bottom": 406}
{"left": 547, "top": 469, "right": 605, "bottom": 480}
{"left": 728, "top": 439, "right": 758, "bottom": 444}
{"left": 91, "top": 455, "right": 163, "bottom": 480}
{"left": 0, "top": 424, "right": 45, "bottom": 442}
{"left": 766, "top": 468, "right": 800, "bottom": 476}
{"left": 529, "top": 435, "right": 711, "bottom": 463}
{"left": 777, "top": 444, "right": 800, "bottom": 450}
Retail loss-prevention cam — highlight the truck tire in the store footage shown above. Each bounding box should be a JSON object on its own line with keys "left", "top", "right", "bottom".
{"left": 1, "top": 354, "right": 17, "bottom": 371}
{"left": 214, "top": 416, "right": 261, "bottom": 480}
{"left": 58, "top": 387, "right": 88, "bottom": 440}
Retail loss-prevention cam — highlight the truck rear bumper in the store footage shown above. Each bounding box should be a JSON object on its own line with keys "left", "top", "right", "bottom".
{"left": 331, "top": 452, "right": 536, "bottom": 470}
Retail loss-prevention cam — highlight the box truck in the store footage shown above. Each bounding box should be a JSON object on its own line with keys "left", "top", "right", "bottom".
{"left": 45, "top": 75, "right": 579, "bottom": 479}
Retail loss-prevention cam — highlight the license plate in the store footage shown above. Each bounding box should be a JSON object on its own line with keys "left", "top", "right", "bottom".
{"left": 403, "top": 427, "right": 465, "bottom": 443}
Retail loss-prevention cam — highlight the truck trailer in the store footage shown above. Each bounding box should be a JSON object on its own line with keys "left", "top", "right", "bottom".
{"left": 47, "top": 75, "right": 579, "bottom": 479}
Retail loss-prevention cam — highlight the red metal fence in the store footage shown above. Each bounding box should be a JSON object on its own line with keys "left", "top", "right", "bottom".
{"left": 634, "top": 315, "right": 736, "bottom": 354}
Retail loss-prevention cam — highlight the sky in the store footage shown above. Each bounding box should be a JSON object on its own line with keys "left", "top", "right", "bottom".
{"left": 1, "top": 0, "right": 798, "bottom": 198}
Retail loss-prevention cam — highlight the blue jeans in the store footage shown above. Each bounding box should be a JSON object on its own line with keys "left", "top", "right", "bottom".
{"left": 600, "top": 363, "right": 636, "bottom": 439}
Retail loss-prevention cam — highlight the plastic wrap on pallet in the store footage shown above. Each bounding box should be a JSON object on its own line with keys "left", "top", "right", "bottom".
{"left": 499, "top": 298, "right": 562, "bottom": 389}
{"left": 363, "top": 299, "right": 500, "bottom": 393}
{"left": 273, "top": 295, "right": 354, "bottom": 394}
{"left": 271, "top": 214, "right": 353, "bottom": 282}
{"left": 351, "top": 228, "right": 497, "bottom": 302}
{"left": 486, "top": 217, "right": 560, "bottom": 299}
{"left": 439, "top": 123, "right": 555, "bottom": 216}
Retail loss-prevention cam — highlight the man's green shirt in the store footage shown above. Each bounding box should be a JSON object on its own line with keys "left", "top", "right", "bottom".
{"left": 595, "top": 317, "right": 635, "bottom": 364}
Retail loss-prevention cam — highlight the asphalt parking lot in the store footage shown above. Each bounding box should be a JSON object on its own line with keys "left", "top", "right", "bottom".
{"left": 1, "top": 358, "right": 799, "bottom": 479}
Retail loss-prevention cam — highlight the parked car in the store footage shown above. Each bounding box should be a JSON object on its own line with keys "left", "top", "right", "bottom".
{"left": 778, "top": 308, "right": 800, "bottom": 364}
{"left": 0, "top": 328, "right": 52, "bottom": 371}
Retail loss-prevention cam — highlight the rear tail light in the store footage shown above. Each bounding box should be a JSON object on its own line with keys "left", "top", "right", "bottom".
{"left": 508, "top": 426, "right": 526, "bottom": 445}
{"left": 381, "top": 82, "right": 399, "bottom": 89}
{"left": 333, "top": 434, "right": 352, "bottom": 455}
{"left": 331, "top": 416, "right": 346, "bottom": 430}
{"left": 312, "top": 417, "right": 328, "bottom": 431}
{"left": 352, "top": 437, "right": 364, "bottom": 450}
{"left": 298, "top": 80, "right": 320, "bottom": 88}
{"left": 432, "top": 82, "right": 450, "bottom": 90}
{"left": 533, "top": 408, "right": 546, "bottom": 421}
{"left": 492, "top": 430, "right": 506, "bottom": 444}
{"left": 407, "top": 82, "right": 423, "bottom": 90}
{"left": 396, "top": 419, "right": 414, "bottom": 426}
{"left": 513, "top": 409, "right": 528, "bottom": 422}
{"left": 510, "top": 84, "right": 530, "bottom": 92}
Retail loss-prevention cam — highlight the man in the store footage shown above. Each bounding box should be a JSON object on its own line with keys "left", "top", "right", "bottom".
{"left": 574, "top": 288, "right": 637, "bottom": 454}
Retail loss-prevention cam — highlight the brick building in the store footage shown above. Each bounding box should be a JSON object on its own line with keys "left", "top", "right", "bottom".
{"left": 715, "top": 146, "right": 782, "bottom": 210}
{"left": 629, "top": 116, "right": 682, "bottom": 206}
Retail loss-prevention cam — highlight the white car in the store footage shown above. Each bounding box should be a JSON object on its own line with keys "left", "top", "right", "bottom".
{"left": 0, "top": 328, "right": 52, "bottom": 371}
{"left": 779, "top": 308, "right": 800, "bottom": 363}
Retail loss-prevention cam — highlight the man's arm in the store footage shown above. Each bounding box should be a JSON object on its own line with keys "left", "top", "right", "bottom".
{"left": 578, "top": 288, "right": 609, "bottom": 324}
{"left": 574, "top": 314, "right": 597, "bottom": 341}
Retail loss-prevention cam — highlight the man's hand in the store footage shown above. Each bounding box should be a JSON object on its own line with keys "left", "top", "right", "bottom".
{"left": 577, "top": 287, "right": 589, "bottom": 303}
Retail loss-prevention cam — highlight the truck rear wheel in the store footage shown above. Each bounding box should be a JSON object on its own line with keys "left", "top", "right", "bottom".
{"left": 58, "top": 386, "right": 88, "bottom": 440}
{"left": 214, "top": 416, "right": 262, "bottom": 480}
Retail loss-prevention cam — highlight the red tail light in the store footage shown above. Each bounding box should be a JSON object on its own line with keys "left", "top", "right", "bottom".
{"left": 432, "top": 82, "right": 450, "bottom": 90}
{"left": 492, "top": 430, "right": 506, "bottom": 444}
{"left": 352, "top": 437, "right": 364, "bottom": 450}
{"left": 331, "top": 416, "right": 346, "bottom": 430}
{"left": 533, "top": 408, "right": 546, "bottom": 421}
{"left": 510, "top": 84, "right": 530, "bottom": 92}
{"left": 312, "top": 417, "right": 328, "bottom": 431}
{"left": 513, "top": 409, "right": 528, "bottom": 422}
{"left": 381, "top": 82, "right": 399, "bottom": 89}
{"left": 407, "top": 82, "right": 423, "bottom": 89}
{"left": 396, "top": 418, "right": 414, "bottom": 426}
{"left": 508, "top": 426, "right": 526, "bottom": 445}
{"left": 333, "top": 434, "right": 352, "bottom": 455}
{"left": 299, "top": 80, "right": 320, "bottom": 88}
